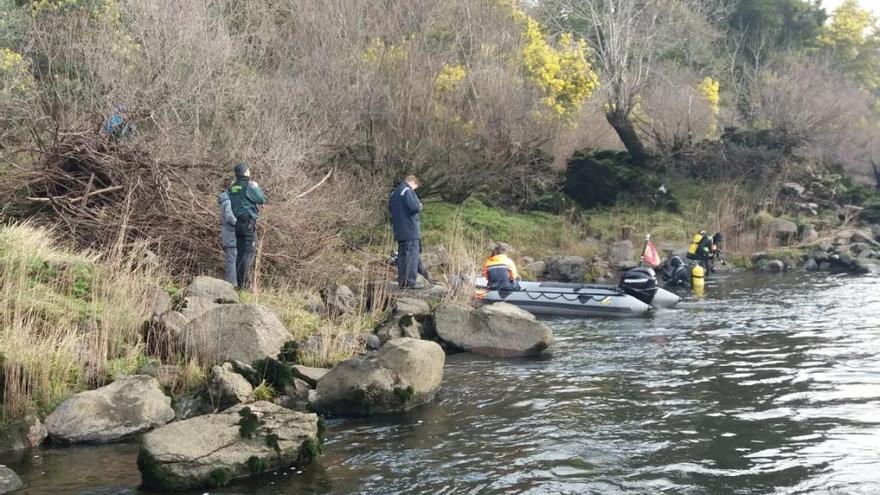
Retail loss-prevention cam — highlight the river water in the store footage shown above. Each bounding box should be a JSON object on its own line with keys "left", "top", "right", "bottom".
{"left": 3, "top": 272, "right": 880, "bottom": 494}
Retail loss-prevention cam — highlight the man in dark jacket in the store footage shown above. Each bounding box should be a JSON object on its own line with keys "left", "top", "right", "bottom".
{"left": 228, "top": 162, "right": 267, "bottom": 290}
{"left": 389, "top": 175, "right": 427, "bottom": 288}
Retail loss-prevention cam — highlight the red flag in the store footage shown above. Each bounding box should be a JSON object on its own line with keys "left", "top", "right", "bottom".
{"left": 642, "top": 239, "right": 661, "bottom": 268}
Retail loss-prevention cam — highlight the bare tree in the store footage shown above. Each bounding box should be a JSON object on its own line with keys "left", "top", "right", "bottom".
{"left": 541, "top": 0, "right": 721, "bottom": 165}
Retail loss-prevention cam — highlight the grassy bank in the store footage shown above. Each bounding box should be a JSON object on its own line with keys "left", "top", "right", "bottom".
{"left": 419, "top": 179, "right": 780, "bottom": 265}
{"left": 0, "top": 223, "right": 169, "bottom": 421}
{"left": 0, "top": 224, "right": 378, "bottom": 424}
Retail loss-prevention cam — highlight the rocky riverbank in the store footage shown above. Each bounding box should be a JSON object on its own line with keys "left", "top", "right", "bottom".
{"left": 0, "top": 273, "right": 554, "bottom": 492}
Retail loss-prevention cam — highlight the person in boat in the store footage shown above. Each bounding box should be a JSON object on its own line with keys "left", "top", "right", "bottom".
{"left": 389, "top": 174, "right": 430, "bottom": 289}
{"left": 482, "top": 244, "right": 521, "bottom": 291}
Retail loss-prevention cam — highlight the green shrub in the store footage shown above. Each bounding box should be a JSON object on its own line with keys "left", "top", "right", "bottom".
{"left": 253, "top": 380, "right": 276, "bottom": 401}
{"left": 250, "top": 358, "right": 294, "bottom": 390}
{"left": 238, "top": 407, "right": 260, "bottom": 439}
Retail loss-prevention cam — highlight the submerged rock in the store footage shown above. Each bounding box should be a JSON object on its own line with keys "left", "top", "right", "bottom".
{"left": 761, "top": 259, "right": 786, "bottom": 273}
{"left": 138, "top": 402, "right": 319, "bottom": 492}
{"left": 851, "top": 257, "right": 880, "bottom": 275}
{"left": 311, "top": 338, "right": 445, "bottom": 417}
{"left": 0, "top": 415, "right": 47, "bottom": 453}
{"left": 803, "top": 258, "right": 819, "bottom": 272}
{"left": 0, "top": 466, "right": 23, "bottom": 494}
{"left": 46, "top": 376, "right": 174, "bottom": 444}
{"left": 183, "top": 304, "right": 290, "bottom": 365}
{"left": 434, "top": 303, "right": 553, "bottom": 358}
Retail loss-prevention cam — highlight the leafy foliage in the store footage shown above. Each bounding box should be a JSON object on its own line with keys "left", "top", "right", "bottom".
{"left": 728, "top": 0, "right": 826, "bottom": 51}
{"left": 504, "top": 1, "right": 599, "bottom": 116}
{"left": 816, "top": 0, "right": 880, "bottom": 93}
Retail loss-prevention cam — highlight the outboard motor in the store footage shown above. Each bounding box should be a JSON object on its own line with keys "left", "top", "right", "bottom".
{"left": 619, "top": 267, "right": 658, "bottom": 304}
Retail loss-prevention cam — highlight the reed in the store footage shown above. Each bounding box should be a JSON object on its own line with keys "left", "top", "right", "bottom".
{"left": 0, "top": 222, "right": 171, "bottom": 420}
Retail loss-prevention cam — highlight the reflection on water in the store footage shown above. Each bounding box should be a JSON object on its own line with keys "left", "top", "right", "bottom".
{"left": 3, "top": 272, "right": 880, "bottom": 494}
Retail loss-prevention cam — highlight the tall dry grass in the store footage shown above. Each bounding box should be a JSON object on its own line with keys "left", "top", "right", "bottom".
{"left": 0, "top": 222, "right": 170, "bottom": 420}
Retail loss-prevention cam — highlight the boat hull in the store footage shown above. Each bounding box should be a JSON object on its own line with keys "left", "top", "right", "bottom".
{"left": 476, "top": 278, "right": 681, "bottom": 312}
{"left": 479, "top": 287, "right": 653, "bottom": 318}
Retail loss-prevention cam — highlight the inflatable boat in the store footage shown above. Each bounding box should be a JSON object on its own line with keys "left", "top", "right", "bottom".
{"left": 475, "top": 267, "right": 681, "bottom": 318}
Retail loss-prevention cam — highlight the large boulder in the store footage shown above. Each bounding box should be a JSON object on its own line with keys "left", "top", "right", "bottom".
{"left": 608, "top": 240, "right": 634, "bottom": 269}
{"left": 768, "top": 218, "right": 798, "bottom": 244}
{"left": 311, "top": 338, "right": 445, "bottom": 417}
{"left": 376, "top": 297, "right": 435, "bottom": 344}
{"left": 207, "top": 363, "right": 254, "bottom": 409}
{"left": 183, "top": 304, "right": 290, "bottom": 365}
{"left": 393, "top": 297, "right": 431, "bottom": 316}
{"left": 0, "top": 415, "right": 47, "bottom": 453}
{"left": 185, "top": 276, "right": 239, "bottom": 304}
{"left": 320, "top": 284, "right": 357, "bottom": 316}
{"left": 45, "top": 376, "right": 174, "bottom": 444}
{"left": 523, "top": 260, "right": 546, "bottom": 279}
{"left": 0, "top": 466, "right": 23, "bottom": 494}
{"left": 543, "top": 256, "right": 588, "bottom": 282}
{"left": 434, "top": 303, "right": 553, "bottom": 358}
{"left": 138, "top": 402, "right": 319, "bottom": 492}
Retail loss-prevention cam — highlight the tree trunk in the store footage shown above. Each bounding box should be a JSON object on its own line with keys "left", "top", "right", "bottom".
{"left": 605, "top": 109, "right": 649, "bottom": 166}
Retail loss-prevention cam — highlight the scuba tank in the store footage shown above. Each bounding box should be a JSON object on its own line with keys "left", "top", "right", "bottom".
{"left": 687, "top": 232, "right": 704, "bottom": 259}
{"left": 691, "top": 264, "right": 705, "bottom": 292}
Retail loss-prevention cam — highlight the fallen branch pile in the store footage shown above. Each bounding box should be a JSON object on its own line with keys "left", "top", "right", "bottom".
{"left": 1, "top": 128, "right": 380, "bottom": 282}
{"left": 2, "top": 130, "right": 222, "bottom": 272}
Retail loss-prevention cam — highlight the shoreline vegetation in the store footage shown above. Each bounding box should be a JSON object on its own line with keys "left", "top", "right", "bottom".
{"left": 3, "top": 0, "right": 880, "bottom": 489}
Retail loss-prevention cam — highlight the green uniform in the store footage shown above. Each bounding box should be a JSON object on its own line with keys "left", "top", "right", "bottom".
{"left": 229, "top": 178, "right": 267, "bottom": 220}
{"left": 228, "top": 178, "right": 266, "bottom": 289}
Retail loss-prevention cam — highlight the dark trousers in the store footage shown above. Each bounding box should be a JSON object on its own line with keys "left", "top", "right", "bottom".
{"left": 397, "top": 239, "right": 427, "bottom": 288}
{"left": 235, "top": 216, "right": 257, "bottom": 289}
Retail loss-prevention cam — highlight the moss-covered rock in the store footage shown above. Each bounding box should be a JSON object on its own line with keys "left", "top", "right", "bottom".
{"left": 138, "top": 401, "right": 319, "bottom": 492}
{"left": 310, "top": 339, "right": 445, "bottom": 417}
